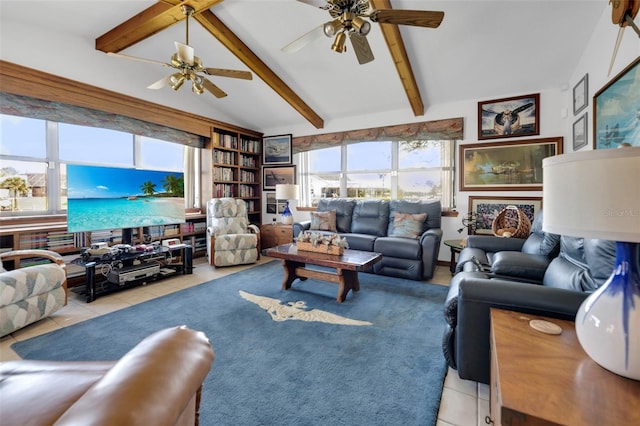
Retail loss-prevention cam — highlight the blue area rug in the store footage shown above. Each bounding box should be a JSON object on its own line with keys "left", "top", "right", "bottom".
{"left": 12, "top": 261, "right": 449, "bottom": 426}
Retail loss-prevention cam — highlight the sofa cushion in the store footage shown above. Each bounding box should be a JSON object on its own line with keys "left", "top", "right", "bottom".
{"left": 374, "top": 237, "right": 422, "bottom": 260}
{"left": 310, "top": 210, "right": 337, "bottom": 232}
{"left": 351, "top": 200, "right": 389, "bottom": 237}
{"left": 389, "top": 212, "right": 427, "bottom": 239}
{"left": 521, "top": 210, "right": 560, "bottom": 257}
{"left": 317, "top": 199, "right": 356, "bottom": 233}
{"left": 491, "top": 251, "right": 550, "bottom": 282}
{"left": 388, "top": 199, "right": 441, "bottom": 235}
{"left": 342, "top": 233, "right": 377, "bottom": 252}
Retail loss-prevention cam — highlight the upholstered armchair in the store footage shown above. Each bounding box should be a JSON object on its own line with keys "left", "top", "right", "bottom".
{"left": 206, "top": 198, "right": 260, "bottom": 267}
{"left": 0, "top": 249, "right": 67, "bottom": 337}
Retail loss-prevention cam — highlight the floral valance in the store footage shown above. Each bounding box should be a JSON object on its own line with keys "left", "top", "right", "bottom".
{"left": 292, "top": 117, "right": 463, "bottom": 153}
{"left": 0, "top": 92, "right": 205, "bottom": 148}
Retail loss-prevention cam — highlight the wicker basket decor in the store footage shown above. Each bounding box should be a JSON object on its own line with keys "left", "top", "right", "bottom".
{"left": 492, "top": 205, "right": 531, "bottom": 238}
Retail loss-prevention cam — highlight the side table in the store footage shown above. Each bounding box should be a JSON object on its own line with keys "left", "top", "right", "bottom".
{"left": 443, "top": 239, "right": 465, "bottom": 274}
{"left": 260, "top": 224, "right": 293, "bottom": 249}
{"left": 489, "top": 308, "right": 640, "bottom": 425}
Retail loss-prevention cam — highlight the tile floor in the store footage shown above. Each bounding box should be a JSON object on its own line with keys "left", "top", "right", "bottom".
{"left": 0, "top": 257, "right": 488, "bottom": 425}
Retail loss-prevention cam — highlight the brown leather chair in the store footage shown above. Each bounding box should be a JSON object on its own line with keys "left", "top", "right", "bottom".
{"left": 0, "top": 326, "right": 214, "bottom": 426}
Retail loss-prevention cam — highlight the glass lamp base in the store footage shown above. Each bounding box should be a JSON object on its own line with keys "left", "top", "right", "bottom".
{"left": 280, "top": 201, "right": 293, "bottom": 225}
{"left": 575, "top": 242, "right": 640, "bottom": 380}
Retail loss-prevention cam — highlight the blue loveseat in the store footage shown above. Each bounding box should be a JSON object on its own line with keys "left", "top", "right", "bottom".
{"left": 293, "top": 198, "right": 442, "bottom": 280}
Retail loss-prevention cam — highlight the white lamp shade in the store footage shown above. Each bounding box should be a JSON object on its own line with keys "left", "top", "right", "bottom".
{"left": 275, "top": 184, "right": 298, "bottom": 201}
{"left": 542, "top": 147, "right": 640, "bottom": 242}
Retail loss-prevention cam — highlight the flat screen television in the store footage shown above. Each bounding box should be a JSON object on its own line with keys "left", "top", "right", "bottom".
{"left": 67, "top": 165, "right": 185, "bottom": 244}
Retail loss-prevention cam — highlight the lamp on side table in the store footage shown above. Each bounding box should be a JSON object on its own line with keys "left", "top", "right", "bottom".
{"left": 275, "top": 184, "right": 298, "bottom": 225}
{"left": 543, "top": 146, "right": 640, "bottom": 380}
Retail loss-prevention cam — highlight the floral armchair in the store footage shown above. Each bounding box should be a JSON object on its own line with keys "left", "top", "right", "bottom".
{"left": 206, "top": 198, "right": 260, "bottom": 267}
{"left": 0, "top": 249, "right": 67, "bottom": 337}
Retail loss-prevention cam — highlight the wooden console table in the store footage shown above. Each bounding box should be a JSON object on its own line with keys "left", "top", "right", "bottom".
{"left": 489, "top": 308, "right": 640, "bottom": 425}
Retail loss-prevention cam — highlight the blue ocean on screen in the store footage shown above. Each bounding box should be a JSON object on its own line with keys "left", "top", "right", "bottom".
{"left": 66, "top": 164, "right": 185, "bottom": 233}
{"left": 67, "top": 197, "right": 185, "bottom": 232}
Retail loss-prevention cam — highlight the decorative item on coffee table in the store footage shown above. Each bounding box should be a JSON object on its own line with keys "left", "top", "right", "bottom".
{"left": 296, "top": 231, "right": 348, "bottom": 255}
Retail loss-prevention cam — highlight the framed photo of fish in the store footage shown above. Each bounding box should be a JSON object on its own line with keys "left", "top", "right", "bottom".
{"left": 478, "top": 93, "right": 540, "bottom": 140}
{"left": 593, "top": 57, "right": 640, "bottom": 150}
{"left": 263, "top": 134, "right": 292, "bottom": 164}
{"left": 459, "top": 137, "right": 562, "bottom": 191}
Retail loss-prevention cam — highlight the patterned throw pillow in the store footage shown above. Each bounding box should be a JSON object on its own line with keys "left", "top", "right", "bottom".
{"left": 310, "top": 210, "right": 337, "bottom": 232}
{"left": 389, "top": 212, "right": 427, "bottom": 239}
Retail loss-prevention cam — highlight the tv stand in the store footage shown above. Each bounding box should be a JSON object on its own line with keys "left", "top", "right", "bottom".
{"left": 76, "top": 244, "right": 193, "bottom": 302}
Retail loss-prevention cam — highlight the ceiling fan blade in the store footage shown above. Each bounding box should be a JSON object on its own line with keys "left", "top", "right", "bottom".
{"left": 203, "top": 78, "right": 227, "bottom": 98}
{"left": 295, "top": 0, "right": 330, "bottom": 9}
{"left": 147, "top": 75, "right": 171, "bottom": 90}
{"left": 204, "top": 68, "right": 253, "bottom": 80}
{"left": 369, "top": 10, "right": 444, "bottom": 28}
{"left": 349, "top": 32, "right": 375, "bottom": 65}
{"left": 175, "top": 41, "right": 195, "bottom": 65}
{"left": 282, "top": 24, "right": 325, "bottom": 53}
{"left": 107, "top": 52, "right": 171, "bottom": 68}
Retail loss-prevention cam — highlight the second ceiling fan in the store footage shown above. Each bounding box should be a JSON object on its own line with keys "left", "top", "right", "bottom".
{"left": 108, "top": 5, "right": 252, "bottom": 98}
{"left": 283, "top": 0, "right": 444, "bottom": 64}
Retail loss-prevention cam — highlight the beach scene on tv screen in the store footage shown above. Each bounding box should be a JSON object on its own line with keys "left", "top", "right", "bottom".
{"left": 67, "top": 165, "right": 185, "bottom": 233}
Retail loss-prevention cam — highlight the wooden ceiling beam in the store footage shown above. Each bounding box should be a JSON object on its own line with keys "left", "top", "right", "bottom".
{"left": 195, "top": 10, "right": 324, "bottom": 129}
{"left": 371, "top": 0, "right": 424, "bottom": 116}
{"left": 95, "top": 0, "right": 223, "bottom": 53}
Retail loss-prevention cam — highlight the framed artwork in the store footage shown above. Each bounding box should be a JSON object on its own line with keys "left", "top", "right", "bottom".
{"left": 594, "top": 57, "right": 640, "bottom": 149}
{"left": 478, "top": 93, "right": 540, "bottom": 140}
{"left": 573, "top": 113, "right": 588, "bottom": 151}
{"left": 266, "top": 192, "right": 277, "bottom": 214}
{"left": 573, "top": 73, "right": 588, "bottom": 115}
{"left": 468, "top": 196, "right": 542, "bottom": 235}
{"left": 263, "top": 165, "right": 296, "bottom": 190}
{"left": 459, "top": 137, "right": 563, "bottom": 191}
{"left": 263, "top": 134, "right": 292, "bottom": 164}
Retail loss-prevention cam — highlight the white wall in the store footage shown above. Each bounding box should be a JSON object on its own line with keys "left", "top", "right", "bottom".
{"left": 263, "top": 7, "right": 639, "bottom": 263}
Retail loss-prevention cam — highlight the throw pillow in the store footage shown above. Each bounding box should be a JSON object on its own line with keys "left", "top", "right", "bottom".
{"left": 310, "top": 210, "right": 337, "bottom": 232}
{"left": 389, "top": 212, "right": 427, "bottom": 239}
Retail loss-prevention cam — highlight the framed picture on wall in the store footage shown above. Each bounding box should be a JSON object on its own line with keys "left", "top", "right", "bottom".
{"left": 263, "top": 165, "right": 296, "bottom": 190}
{"left": 262, "top": 134, "right": 292, "bottom": 164}
{"left": 478, "top": 93, "right": 540, "bottom": 140}
{"left": 459, "top": 137, "right": 563, "bottom": 191}
{"left": 573, "top": 73, "right": 588, "bottom": 115}
{"left": 573, "top": 113, "right": 588, "bottom": 151}
{"left": 593, "top": 57, "right": 640, "bottom": 149}
{"left": 468, "top": 196, "right": 542, "bottom": 235}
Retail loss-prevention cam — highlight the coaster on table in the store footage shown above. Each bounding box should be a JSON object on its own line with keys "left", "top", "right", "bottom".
{"left": 529, "top": 319, "right": 562, "bottom": 335}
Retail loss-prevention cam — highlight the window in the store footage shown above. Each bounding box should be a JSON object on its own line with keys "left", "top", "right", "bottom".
{"left": 0, "top": 114, "right": 196, "bottom": 216}
{"left": 298, "top": 140, "right": 455, "bottom": 208}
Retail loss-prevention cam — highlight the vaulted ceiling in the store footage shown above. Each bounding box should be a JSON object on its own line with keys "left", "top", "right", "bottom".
{"left": 0, "top": 1, "right": 607, "bottom": 136}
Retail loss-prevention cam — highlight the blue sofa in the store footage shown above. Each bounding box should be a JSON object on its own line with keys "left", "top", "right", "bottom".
{"left": 293, "top": 198, "right": 442, "bottom": 280}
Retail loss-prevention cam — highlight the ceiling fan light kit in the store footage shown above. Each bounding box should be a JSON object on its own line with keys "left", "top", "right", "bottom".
{"left": 106, "top": 3, "right": 252, "bottom": 99}
{"left": 286, "top": 0, "right": 444, "bottom": 65}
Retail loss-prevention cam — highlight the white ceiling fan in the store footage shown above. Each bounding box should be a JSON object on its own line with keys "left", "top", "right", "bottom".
{"left": 107, "top": 4, "right": 252, "bottom": 98}
{"left": 283, "top": 0, "right": 444, "bottom": 65}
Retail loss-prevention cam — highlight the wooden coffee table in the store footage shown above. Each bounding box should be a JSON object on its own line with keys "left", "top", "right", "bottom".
{"left": 262, "top": 244, "right": 382, "bottom": 303}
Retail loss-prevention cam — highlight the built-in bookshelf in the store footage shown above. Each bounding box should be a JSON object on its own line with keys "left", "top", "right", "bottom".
{"left": 212, "top": 128, "right": 262, "bottom": 224}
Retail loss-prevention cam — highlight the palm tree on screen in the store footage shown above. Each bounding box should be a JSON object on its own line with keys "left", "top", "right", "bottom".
{"left": 141, "top": 181, "right": 156, "bottom": 196}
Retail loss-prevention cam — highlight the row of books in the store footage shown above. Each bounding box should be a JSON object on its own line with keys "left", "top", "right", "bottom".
{"left": 214, "top": 132, "right": 238, "bottom": 149}
{"left": 239, "top": 170, "right": 256, "bottom": 183}
{"left": 240, "top": 154, "right": 257, "bottom": 168}
{"left": 239, "top": 184, "right": 256, "bottom": 198}
{"left": 214, "top": 184, "right": 236, "bottom": 198}
{"left": 213, "top": 167, "right": 235, "bottom": 181}
{"left": 180, "top": 221, "right": 206, "bottom": 234}
{"left": 240, "top": 137, "right": 260, "bottom": 153}
{"left": 213, "top": 150, "right": 237, "bottom": 165}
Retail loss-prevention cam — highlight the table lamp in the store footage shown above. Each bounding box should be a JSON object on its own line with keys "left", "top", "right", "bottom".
{"left": 543, "top": 146, "right": 640, "bottom": 380}
{"left": 275, "top": 184, "right": 298, "bottom": 225}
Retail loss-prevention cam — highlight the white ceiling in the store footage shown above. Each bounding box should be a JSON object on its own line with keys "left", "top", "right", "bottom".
{"left": 0, "top": 1, "right": 607, "bottom": 136}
